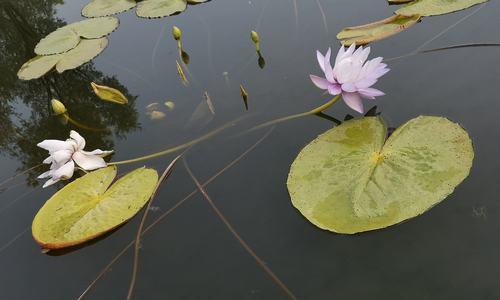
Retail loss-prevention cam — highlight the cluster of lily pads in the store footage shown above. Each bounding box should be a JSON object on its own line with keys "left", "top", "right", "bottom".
{"left": 17, "top": 0, "right": 209, "bottom": 80}
{"left": 337, "top": 0, "right": 487, "bottom": 45}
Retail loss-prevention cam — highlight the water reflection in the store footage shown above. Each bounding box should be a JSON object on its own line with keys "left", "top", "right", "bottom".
{"left": 0, "top": 1, "right": 139, "bottom": 186}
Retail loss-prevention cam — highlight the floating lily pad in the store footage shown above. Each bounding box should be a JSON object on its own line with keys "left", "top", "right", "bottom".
{"left": 136, "top": 0, "right": 188, "bottom": 18}
{"left": 337, "top": 14, "right": 421, "bottom": 46}
{"left": 67, "top": 17, "right": 120, "bottom": 39}
{"left": 35, "top": 28, "right": 80, "bottom": 56}
{"left": 56, "top": 38, "right": 109, "bottom": 73}
{"left": 34, "top": 17, "right": 118, "bottom": 55}
{"left": 287, "top": 116, "right": 473, "bottom": 234}
{"left": 32, "top": 166, "right": 159, "bottom": 249}
{"left": 17, "top": 55, "right": 62, "bottom": 80}
{"left": 396, "top": 0, "right": 488, "bottom": 16}
{"left": 82, "top": 0, "right": 138, "bottom": 17}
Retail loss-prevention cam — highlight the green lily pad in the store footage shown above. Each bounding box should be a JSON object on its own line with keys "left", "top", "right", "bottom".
{"left": 82, "top": 0, "right": 138, "bottom": 17}
{"left": 136, "top": 0, "right": 188, "bottom": 18}
{"left": 17, "top": 54, "right": 62, "bottom": 80}
{"left": 56, "top": 37, "right": 109, "bottom": 73}
{"left": 34, "top": 28, "right": 80, "bottom": 56}
{"left": 32, "top": 166, "right": 159, "bottom": 249}
{"left": 67, "top": 17, "right": 120, "bottom": 39}
{"left": 337, "top": 14, "right": 421, "bottom": 46}
{"left": 287, "top": 116, "right": 474, "bottom": 234}
{"left": 396, "top": 0, "right": 488, "bottom": 16}
{"left": 34, "top": 17, "right": 118, "bottom": 56}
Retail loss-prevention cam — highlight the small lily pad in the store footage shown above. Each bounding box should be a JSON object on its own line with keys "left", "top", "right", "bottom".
{"left": 287, "top": 116, "right": 474, "bottom": 234}
{"left": 67, "top": 17, "right": 120, "bottom": 39}
{"left": 17, "top": 55, "right": 62, "bottom": 80}
{"left": 396, "top": 0, "right": 488, "bottom": 16}
{"left": 337, "top": 14, "right": 421, "bottom": 46}
{"left": 136, "top": 0, "right": 188, "bottom": 18}
{"left": 35, "top": 28, "right": 80, "bottom": 56}
{"left": 32, "top": 166, "right": 159, "bottom": 249}
{"left": 82, "top": 0, "right": 138, "bottom": 17}
{"left": 34, "top": 17, "right": 118, "bottom": 56}
{"left": 56, "top": 38, "right": 109, "bottom": 73}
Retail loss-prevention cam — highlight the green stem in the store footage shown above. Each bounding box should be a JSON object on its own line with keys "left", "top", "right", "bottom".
{"left": 245, "top": 94, "right": 341, "bottom": 133}
{"left": 109, "top": 119, "right": 239, "bottom": 166}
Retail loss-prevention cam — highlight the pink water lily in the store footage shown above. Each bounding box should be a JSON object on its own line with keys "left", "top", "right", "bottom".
{"left": 37, "top": 131, "right": 113, "bottom": 188}
{"left": 310, "top": 44, "right": 389, "bottom": 113}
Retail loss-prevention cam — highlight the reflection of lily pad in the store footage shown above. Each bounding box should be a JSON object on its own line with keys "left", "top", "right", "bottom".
{"left": 32, "top": 166, "right": 159, "bottom": 249}
{"left": 337, "top": 14, "right": 421, "bottom": 46}
{"left": 396, "top": 0, "right": 488, "bottom": 16}
{"left": 136, "top": 0, "right": 188, "bottom": 18}
{"left": 287, "top": 116, "right": 473, "bottom": 234}
{"left": 34, "top": 17, "right": 118, "bottom": 55}
{"left": 18, "top": 38, "right": 109, "bottom": 80}
{"left": 83, "top": 0, "right": 138, "bottom": 17}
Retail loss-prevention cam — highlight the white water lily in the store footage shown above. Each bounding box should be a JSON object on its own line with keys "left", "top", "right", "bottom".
{"left": 37, "top": 130, "right": 113, "bottom": 188}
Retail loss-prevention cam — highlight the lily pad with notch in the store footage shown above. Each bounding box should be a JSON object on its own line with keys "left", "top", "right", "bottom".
{"left": 287, "top": 116, "right": 474, "bottom": 234}
{"left": 32, "top": 166, "right": 159, "bottom": 249}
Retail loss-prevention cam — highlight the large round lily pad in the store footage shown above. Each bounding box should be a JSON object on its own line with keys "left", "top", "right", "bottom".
{"left": 32, "top": 166, "right": 158, "bottom": 249}
{"left": 287, "top": 116, "right": 474, "bottom": 234}
{"left": 17, "top": 55, "right": 62, "bottom": 80}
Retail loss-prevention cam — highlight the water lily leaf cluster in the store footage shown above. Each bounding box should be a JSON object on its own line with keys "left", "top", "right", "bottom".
{"left": 82, "top": 0, "right": 209, "bottom": 19}
{"left": 18, "top": 17, "right": 119, "bottom": 80}
{"left": 18, "top": 38, "right": 109, "bottom": 80}
{"left": 287, "top": 116, "right": 474, "bottom": 234}
{"left": 32, "top": 166, "right": 158, "bottom": 249}
{"left": 337, "top": 0, "right": 488, "bottom": 45}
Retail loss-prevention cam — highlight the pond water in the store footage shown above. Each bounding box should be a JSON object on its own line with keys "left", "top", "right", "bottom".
{"left": 1, "top": 0, "right": 500, "bottom": 299}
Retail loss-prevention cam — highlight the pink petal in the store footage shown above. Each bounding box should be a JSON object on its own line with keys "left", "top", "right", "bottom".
{"left": 310, "top": 75, "right": 330, "bottom": 89}
{"left": 317, "top": 50, "right": 326, "bottom": 72}
{"left": 323, "top": 47, "right": 331, "bottom": 71}
{"left": 51, "top": 149, "right": 73, "bottom": 165}
{"left": 359, "top": 88, "right": 385, "bottom": 99}
{"left": 342, "top": 92, "right": 364, "bottom": 113}
{"left": 324, "top": 62, "right": 335, "bottom": 83}
{"left": 328, "top": 84, "right": 342, "bottom": 95}
{"left": 73, "top": 151, "right": 107, "bottom": 171}
{"left": 355, "top": 78, "right": 377, "bottom": 89}
{"left": 341, "top": 82, "right": 357, "bottom": 93}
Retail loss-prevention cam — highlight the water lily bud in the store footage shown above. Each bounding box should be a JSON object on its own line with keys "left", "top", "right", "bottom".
{"left": 251, "top": 31, "right": 259, "bottom": 44}
{"left": 172, "top": 26, "right": 182, "bottom": 41}
{"left": 51, "top": 99, "right": 67, "bottom": 115}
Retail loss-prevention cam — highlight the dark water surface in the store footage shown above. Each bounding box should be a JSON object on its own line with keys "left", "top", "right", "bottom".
{"left": 1, "top": 0, "right": 500, "bottom": 299}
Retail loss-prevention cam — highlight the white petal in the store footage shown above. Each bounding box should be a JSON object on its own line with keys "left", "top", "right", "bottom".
{"left": 73, "top": 151, "right": 107, "bottom": 171}
{"left": 38, "top": 170, "right": 52, "bottom": 179}
{"left": 37, "top": 140, "right": 74, "bottom": 153}
{"left": 43, "top": 156, "right": 53, "bottom": 164}
{"left": 52, "top": 160, "right": 75, "bottom": 180}
{"left": 51, "top": 149, "right": 73, "bottom": 165}
{"left": 70, "top": 130, "right": 86, "bottom": 150}
{"left": 43, "top": 178, "right": 59, "bottom": 188}
{"left": 81, "top": 149, "right": 114, "bottom": 157}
